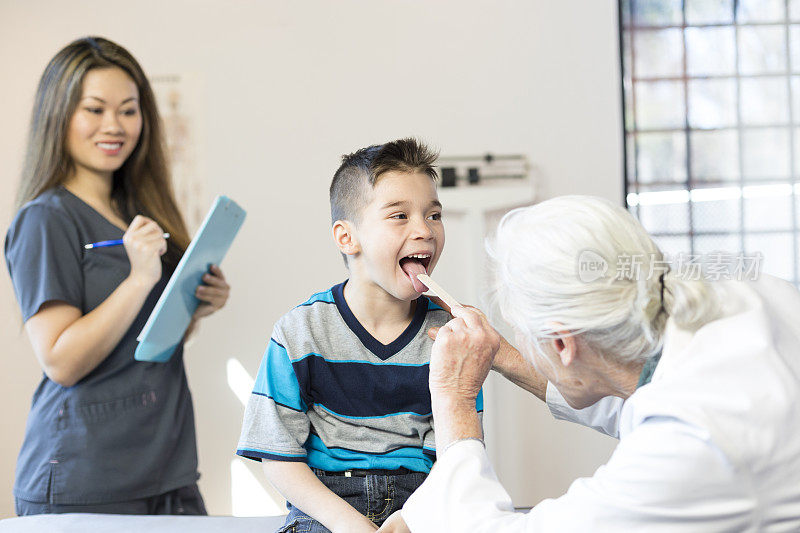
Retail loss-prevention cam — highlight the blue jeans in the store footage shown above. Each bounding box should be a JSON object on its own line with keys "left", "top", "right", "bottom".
{"left": 277, "top": 468, "right": 428, "bottom": 533}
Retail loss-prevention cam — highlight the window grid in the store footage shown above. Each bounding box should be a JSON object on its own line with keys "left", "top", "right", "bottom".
{"left": 621, "top": 0, "right": 800, "bottom": 284}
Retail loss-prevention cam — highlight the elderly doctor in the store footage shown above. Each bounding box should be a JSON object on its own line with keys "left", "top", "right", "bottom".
{"left": 378, "top": 195, "right": 800, "bottom": 532}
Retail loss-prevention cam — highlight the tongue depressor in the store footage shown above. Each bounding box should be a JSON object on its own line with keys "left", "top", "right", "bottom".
{"left": 416, "top": 274, "right": 461, "bottom": 312}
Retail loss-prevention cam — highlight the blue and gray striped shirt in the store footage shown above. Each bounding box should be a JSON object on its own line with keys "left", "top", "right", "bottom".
{"left": 236, "top": 281, "right": 484, "bottom": 473}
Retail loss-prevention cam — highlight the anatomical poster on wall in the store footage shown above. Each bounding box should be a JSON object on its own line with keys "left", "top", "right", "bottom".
{"left": 151, "top": 73, "right": 208, "bottom": 232}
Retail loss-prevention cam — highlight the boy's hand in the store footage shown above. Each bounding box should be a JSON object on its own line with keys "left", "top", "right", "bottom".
{"left": 377, "top": 511, "right": 411, "bottom": 533}
{"left": 341, "top": 517, "right": 379, "bottom": 533}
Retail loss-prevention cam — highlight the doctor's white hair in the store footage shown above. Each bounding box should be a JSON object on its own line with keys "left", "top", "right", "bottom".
{"left": 489, "top": 196, "right": 722, "bottom": 365}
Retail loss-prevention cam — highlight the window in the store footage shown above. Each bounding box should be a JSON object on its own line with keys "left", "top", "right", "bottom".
{"left": 620, "top": 0, "right": 800, "bottom": 283}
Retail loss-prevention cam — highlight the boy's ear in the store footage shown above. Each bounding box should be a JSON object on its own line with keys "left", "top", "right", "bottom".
{"left": 332, "top": 220, "right": 360, "bottom": 257}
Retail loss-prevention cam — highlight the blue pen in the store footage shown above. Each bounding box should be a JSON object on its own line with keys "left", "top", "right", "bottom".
{"left": 84, "top": 233, "right": 170, "bottom": 250}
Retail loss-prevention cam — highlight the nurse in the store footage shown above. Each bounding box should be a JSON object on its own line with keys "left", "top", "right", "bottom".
{"left": 5, "top": 37, "right": 229, "bottom": 515}
{"left": 384, "top": 196, "right": 800, "bottom": 531}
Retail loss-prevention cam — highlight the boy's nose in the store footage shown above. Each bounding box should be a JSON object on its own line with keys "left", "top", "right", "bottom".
{"left": 410, "top": 218, "right": 435, "bottom": 239}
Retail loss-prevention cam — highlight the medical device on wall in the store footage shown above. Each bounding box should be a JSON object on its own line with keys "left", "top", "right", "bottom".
{"left": 437, "top": 154, "right": 530, "bottom": 187}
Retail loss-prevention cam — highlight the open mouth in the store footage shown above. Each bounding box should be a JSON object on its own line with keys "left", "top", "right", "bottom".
{"left": 399, "top": 253, "right": 432, "bottom": 293}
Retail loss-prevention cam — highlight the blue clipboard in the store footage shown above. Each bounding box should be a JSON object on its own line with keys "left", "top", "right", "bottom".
{"left": 134, "top": 196, "right": 246, "bottom": 362}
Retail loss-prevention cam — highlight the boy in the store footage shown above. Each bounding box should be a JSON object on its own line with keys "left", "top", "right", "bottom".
{"left": 236, "top": 138, "right": 483, "bottom": 532}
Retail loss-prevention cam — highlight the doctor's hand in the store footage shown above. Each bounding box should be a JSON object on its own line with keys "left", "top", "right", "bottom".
{"left": 426, "top": 296, "right": 517, "bottom": 376}
{"left": 376, "top": 511, "right": 410, "bottom": 533}
{"left": 429, "top": 305, "right": 500, "bottom": 404}
{"left": 426, "top": 296, "right": 547, "bottom": 401}
{"left": 193, "top": 264, "right": 230, "bottom": 319}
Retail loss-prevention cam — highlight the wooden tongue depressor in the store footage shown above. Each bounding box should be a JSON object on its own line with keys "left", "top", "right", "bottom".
{"left": 416, "top": 274, "right": 461, "bottom": 311}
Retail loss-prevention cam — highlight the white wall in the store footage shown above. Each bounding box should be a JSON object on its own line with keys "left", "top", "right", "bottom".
{"left": 0, "top": 0, "right": 623, "bottom": 518}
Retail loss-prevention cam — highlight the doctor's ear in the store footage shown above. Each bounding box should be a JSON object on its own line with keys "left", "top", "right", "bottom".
{"left": 548, "top": 330, "right": 578, "bottom": 368}
{"left": 332, "top": 220, "right": 360, "bottom": 257}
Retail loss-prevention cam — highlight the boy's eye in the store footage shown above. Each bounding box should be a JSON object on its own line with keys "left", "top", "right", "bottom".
{"left": 428, "top": 212, "right": 442, "bottom": 221}
{"left": 390, "top": 213, "right": 407, "bottom": 220}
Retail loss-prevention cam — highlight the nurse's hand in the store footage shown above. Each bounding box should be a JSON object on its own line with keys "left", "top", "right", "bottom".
{"left": 376, "top": 511, "right": 410, "bottom": 533}
{"left": 429, "top": 305, "right": 500, "bottom": 404}
{"left": 193, "top": 264, "right": 230, "bottom": 319}
{"left": 123, "top": 215, "right": 167, "bottom": 288}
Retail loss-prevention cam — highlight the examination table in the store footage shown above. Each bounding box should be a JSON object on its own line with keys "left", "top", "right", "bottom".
{"left": 0, "top": 513, "right": 287, "bottom": 532}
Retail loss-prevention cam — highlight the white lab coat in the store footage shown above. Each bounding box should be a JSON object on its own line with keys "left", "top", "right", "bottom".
{"left": 403, "top": 276, "right": 800, "bottom": 532}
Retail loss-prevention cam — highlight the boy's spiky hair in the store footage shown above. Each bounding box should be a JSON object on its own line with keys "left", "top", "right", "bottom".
{"left": 329, "top": 138, "right": 438, "bottom": 224}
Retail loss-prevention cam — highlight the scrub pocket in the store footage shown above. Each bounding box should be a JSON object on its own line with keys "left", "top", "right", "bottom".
{"left": 51, "top": 389, "right": 160, "bottom": 503}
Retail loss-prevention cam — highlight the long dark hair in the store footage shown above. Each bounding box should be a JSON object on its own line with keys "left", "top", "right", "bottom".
{"left": 17, "top": 36, "right": 189, "bottom": 265}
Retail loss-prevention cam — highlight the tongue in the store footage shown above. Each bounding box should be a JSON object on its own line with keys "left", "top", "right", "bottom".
{"left": 401, "top": 260, "right": 429, "bottom": 293}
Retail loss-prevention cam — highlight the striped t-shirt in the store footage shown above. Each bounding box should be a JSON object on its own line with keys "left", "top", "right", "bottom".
{"left": 236, "top": 281, "right": 484, "bottom": 473}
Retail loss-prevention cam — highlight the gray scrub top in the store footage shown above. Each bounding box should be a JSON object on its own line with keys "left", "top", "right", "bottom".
{"left": 4, "top": 187, "right": 199, "bottom": 505}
